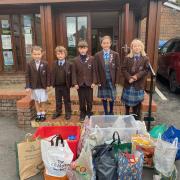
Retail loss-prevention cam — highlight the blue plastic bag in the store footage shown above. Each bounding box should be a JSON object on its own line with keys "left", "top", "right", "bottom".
{"left": 162, "top": 126, "right": 180, "bottom": 160}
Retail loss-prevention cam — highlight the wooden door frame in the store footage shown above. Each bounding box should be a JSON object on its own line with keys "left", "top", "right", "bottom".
{"left": 59, "top": 12, "right": 91, "bottom": 55}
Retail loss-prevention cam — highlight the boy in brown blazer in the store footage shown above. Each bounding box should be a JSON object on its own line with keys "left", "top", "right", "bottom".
{"left": 25, "top": 46, "right": 50, "bottom": 121}
{"left": 51, "top": 46, "right": 72, "bottom": 120}
{"left": 72, "top": 41, "right": 97, "bottom": 121}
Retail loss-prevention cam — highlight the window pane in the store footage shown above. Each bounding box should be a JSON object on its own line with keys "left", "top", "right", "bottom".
{"left": 172, "top": 41, "right": 180, "bottom": 52}
{"left": 0, "top": 15, "right": 14, "bottom": 72}
{"left": 22, "top": 15, "right": 33, "bottom": 63}
{"left": 35, "top": 14, "right": 42, "bottom": 46}
{"left": 77, "top": 16, "right": 87, "bottom": 41}
{"left": 12, "top": 15, "right": 23, "bottom": 71}
{"left": 66, "top": 17, "right": 76, "bottom": 58}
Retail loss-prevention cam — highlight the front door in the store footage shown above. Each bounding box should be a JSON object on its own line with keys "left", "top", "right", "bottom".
{"left": 91, "top": 12, "right": 119, "bottom": 55}
{"left": 63, "top": 13, "right": 91, "bottom": 59}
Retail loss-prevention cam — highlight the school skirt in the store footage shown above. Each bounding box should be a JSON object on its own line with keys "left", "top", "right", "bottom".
{"left": 31, "top": 89, "right": 48, "bottom": 103}
{"left": 98, "top": 81, "right": 116, "bottom": 100}
{"left": 121, "top": 86, "right": 144, "bottom": 107}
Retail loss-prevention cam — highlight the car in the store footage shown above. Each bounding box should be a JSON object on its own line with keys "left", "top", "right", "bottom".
{"left": 157, "top": 37, "right": 180, "bottom": 93}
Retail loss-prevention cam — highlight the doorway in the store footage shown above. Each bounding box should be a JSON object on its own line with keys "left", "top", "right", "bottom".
{"left": 91, "top": 12, "right": 119, "bottom": 55}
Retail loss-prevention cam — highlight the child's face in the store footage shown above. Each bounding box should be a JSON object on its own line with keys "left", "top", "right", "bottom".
{"left": 101, "top": 38, "right": 111, "bottom": 51}
{"left": 31, "top": 50, "right": 43, "bottom": 60}
{"left": 78, "top": 47, "right": 88, "bottom": 55}
{"left": 56, "top": 51, "right": 66, "bottom": 60}
{"left": 132, "top": 42, "right": 142, "bottom": 54}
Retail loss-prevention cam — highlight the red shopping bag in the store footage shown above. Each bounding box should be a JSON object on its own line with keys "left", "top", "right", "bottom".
{"left": 33, "top": 126, "right": 80, "bottom": 160}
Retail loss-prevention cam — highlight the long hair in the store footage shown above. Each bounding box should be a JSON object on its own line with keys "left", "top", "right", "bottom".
{"left": 127, "top": 39, "right": 146, "bottom": 58}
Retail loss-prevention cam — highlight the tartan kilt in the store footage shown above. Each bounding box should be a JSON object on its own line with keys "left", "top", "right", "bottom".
{"left": 98, "top": 81, "right": 116, "bottom": 100}
{"left": 121, "top": 86, "right": 144, "bottom": 107}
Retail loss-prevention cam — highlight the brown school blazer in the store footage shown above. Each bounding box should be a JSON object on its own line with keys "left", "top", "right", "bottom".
{"left": 51, "top": 60, "right": 72, "bottom": 88}
{"left": 94, "top": 50, "right": 121, "bottom": 87}
{"left": 72, "top": 55, "right": 97, "bottom": 87}
{"left": 25, "top": 60, "right": 50, "bottom": 89}
{"left": 122, "top": 56, "right": 149, "bottom": 90}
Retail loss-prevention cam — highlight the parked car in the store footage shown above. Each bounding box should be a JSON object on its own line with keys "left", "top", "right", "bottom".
{"left": 157, "top": 37, "right": 180, "bottom": 93}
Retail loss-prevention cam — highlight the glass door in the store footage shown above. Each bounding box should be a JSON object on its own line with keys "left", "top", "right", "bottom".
{"left": 64, "top": 14, "right": 91, "bottom": 59}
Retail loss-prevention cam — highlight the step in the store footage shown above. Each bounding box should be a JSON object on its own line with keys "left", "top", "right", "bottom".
{"left": 0, "top": 74, "right": 25, "bottom": 85}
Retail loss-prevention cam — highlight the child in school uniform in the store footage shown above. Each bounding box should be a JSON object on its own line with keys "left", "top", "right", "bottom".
{"left": 94, "top": 36, "right": 120, "bottom": 115}
{"left": 72, "top": 40, "right": 97, "bottom": 121}
{"left": 25, "top": 46, "right": 50, "bottom": 122}
{"left": 121, "top": 39, "right": 149, "bottom": 119}
{"left": 51, "top": 46, "right": 72, "bottom": 120}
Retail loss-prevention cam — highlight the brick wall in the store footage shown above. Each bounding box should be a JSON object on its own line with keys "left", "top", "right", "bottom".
{"left": 0, "top": 91, "right": 36, "bottom": 128}
{"left": 160, "top": 5, "right": 180, "bottom": 40}
{"left": 0, "top": 92, "right": 25, "bottom": 116}
{"left": 140, "top": 5, "right": 180, "bottom": 42}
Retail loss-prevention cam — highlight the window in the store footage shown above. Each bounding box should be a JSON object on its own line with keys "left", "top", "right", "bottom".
{"left": 66, "top": 16, "right": 88, "bottom": 58}
{"left": 0, "top": 15, "right": 14, "bottom": 72}
{"left": 0, "top": 14, "right": 41, "bottom": 72}
{"left": 171, "top": 41, "right": 180, "bottom": 52}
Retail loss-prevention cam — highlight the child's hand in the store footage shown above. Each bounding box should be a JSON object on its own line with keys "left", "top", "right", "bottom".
{"left": 91, "top": 83, "right": 95, "bottom": 88}
{"left": 131, "top": 75, "right": 137, "bottom": 81}
{"left": 74, "top": 85, "right": 79, "bottom": 89}
{"left": 25, "top": 88, "right": 31, "bottom": 92}
{"left": 46, "top": 87, "right": 51, "bottom": 92}
{"left": 129, "top": 78, "right": 134, "bottom": 84}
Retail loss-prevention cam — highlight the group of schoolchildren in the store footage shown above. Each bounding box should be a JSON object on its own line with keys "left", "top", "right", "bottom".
{"left": 25, "top": 36, "right": 149, "bottom": 122}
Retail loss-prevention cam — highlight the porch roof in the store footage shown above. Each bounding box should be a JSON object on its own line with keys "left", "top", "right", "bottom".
{"left": 0, "top": 0, "right": 166, "bottom": 5}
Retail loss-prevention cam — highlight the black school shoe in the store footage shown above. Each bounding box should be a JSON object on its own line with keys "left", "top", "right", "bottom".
{"left": 52, "top": 112, "right": 61, "bottom": 119}
{"left": 65, "top": 113, "right": 71, "bottom": 120}
{"left": 40, "top": 114, "right": 46, "bottom": 121}
{"left": 35, "top": 115, "right": 41, "bottom": 122}
{"left": 79, "top": 114, "right": 86, "bottom": 122}
{"left": 87, "top": 112, "right": 93, "bottom": 118}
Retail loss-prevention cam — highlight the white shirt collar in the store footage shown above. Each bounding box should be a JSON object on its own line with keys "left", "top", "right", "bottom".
{"left": 58, "top": 59, "right": 65, "bottom": 65}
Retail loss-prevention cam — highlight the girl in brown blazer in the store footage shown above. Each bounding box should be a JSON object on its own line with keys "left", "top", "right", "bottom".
{"left": 94, "top": 36, "right": 120, "bottom": 115}
{"left": 25, "top": 46, "right": 50, "bottom": 121}
{"left": 121, "top": 39, "right": 149, "bottom": 119}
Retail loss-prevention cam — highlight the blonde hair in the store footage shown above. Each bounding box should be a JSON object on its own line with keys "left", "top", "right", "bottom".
{"left": 127, "top": 39, "right": 146, "bottom": 58}
{"left": 31, "top": 45, "right": 43, "bottom": 53}
{"left": 100, "top": 35, "right": 112, "bottom": 44}
{"left": 55, "top": 46, "right": 68, "bottom": 57}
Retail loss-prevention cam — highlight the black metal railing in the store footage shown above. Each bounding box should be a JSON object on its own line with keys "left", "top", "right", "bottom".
{"left": 144, "top": 62, "right": 156, "bottom": 131}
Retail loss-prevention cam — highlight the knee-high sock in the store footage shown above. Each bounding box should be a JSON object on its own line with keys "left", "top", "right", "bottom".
{"left": 125, "top": 105, "right": 130, "bottom": 115}
{"left": 102, "top": 99, "right": 108, "bottom": 115}
{"left": 109, "top": 100, "right": 114, "bottom": 114}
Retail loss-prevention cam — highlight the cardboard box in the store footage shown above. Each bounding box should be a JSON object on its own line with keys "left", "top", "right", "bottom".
{"left": 44, "top": 172, "right": 69, "bottom": 180}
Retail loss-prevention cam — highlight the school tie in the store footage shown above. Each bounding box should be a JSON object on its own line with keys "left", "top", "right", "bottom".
{"left": 134, "top": 55, "right": 140, "bottom": 61}
{"left": 59, "top": 61, "right": 63, "bottom": 66}
{"left": 105, "top": 53, "right": 109, "bottom": 60}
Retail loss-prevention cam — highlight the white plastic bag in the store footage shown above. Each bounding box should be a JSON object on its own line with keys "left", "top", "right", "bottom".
{"left": 73, "top": 139, "right": 94, "bottom": 180}
{"left": 154, "top": 136, "right": 178, "bottom": 177}
{"left": 41, "top": 135, "right": 73, "bottom": 177}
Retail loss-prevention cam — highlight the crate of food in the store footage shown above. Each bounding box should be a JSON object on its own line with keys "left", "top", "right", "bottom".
{"left": 88, "top": 115, "right": 140, "bottom": 142}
